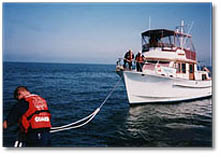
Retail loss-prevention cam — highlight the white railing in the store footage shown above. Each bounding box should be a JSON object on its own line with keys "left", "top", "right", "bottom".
{"left": 116, "top": 58, "right": 176, "bottom": 75}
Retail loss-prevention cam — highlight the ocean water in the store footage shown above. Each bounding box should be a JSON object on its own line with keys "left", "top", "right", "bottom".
{"left": 3, "top": 62, "right": 212, "bottom": 147}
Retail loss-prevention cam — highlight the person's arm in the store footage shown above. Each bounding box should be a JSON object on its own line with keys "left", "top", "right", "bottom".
{"left": 135, "top": 55, "right": 138, "bottom": 61}
{"left": 4, "top": 99, "right": 29, "bottom": 128}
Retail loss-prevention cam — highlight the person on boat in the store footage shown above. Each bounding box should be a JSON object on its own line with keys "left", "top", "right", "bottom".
{"left": 3, "top": 86, "right": 52, "bottom": 147}
{"left": 202, "top": 66, "right": 210, "bottom": 73}
{"left": 123, "top": 49, "right": 134, "bottom": 70}
{"left": 135, "top": 51, "right": 145, "bottom": 72}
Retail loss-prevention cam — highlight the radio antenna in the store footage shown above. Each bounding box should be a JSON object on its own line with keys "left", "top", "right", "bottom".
{"left": 148, "top": 16, "right": 151, "bottom": 30}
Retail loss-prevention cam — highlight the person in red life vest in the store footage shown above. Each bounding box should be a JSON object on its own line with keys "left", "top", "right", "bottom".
{"left": 135, "top": 51, "right": 145, "bottom": 72}
{"left": 3, "top": 86, "right": 52, "bottom": 147}
{"left": 123, "top": 49, "right": 134, "bottom": 70}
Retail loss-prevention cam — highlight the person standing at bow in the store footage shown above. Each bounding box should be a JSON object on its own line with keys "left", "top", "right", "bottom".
{"left": 135, "top": 51, "right": 145, "bottom": 72}
{"left": 123, "top": 49, "right": 134, "bottom": 70}
{"left": 3, "top": 86, "right": 52, "bottom": 147}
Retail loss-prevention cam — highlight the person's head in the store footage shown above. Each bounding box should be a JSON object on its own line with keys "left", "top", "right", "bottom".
{"left": 14, "top": 86, "right": 31, "bottom": 100}
{"left": 137, "top": 51, "right": 141, "bottom": 56}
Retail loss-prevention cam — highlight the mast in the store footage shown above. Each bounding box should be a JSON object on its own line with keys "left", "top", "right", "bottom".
{"left": 148, "top": 16, "right": 151, "bottom": 30}
{"left": 180, "top": 20, "right": 184, "bottom": 48}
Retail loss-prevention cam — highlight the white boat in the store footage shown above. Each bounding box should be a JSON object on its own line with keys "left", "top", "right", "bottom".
{"left": 116, "top": 21, "right": 212, "bottom": 105}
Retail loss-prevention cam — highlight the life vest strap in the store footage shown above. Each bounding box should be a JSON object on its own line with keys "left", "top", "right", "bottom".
{"left": 27, "top": 110, "right": 50, "bottom": 121}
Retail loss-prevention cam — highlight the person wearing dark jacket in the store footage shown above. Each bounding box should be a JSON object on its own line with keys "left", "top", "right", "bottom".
{"left": 3, "top": 86, "right": 52, "bottom": 147}
{"left": 123, "top": 49, "right": 134, "bottom": 70}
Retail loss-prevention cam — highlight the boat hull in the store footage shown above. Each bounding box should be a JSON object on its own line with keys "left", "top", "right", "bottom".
{"left": 119, "top": 71, "right": 212, "bottom": 104}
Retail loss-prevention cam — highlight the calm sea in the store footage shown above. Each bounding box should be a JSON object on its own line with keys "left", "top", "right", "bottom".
{"left": 3, "top": 62, "right": 212, "bottom": 147}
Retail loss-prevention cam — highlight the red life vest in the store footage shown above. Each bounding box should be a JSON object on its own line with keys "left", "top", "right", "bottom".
{"left": 136, "top": 55, "right": 144, "bottom": 63}
{"left": 129, "top": 53, "right": 133, "bottom": 61}
{"left": 21, "top": 94, "right": 51, "bottom": 133}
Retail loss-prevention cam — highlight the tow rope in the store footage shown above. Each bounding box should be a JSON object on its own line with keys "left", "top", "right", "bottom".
{"left": 50, "top": 77, "right": 122, "bottom": 133}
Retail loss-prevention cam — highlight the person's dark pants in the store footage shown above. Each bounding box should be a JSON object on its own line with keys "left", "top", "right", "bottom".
{"left": 124, "top": 61, "right": 132, "bottom": 70}
{"left": 136, "top": 62, "right": 144, "bottom": 72}
{"left": 25, "top": 129, "right": 51, "bottom": 147}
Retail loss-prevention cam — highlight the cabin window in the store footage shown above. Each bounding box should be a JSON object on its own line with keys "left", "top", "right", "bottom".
{"left": 160, "top": 35, "right": 175, "bottom": 47}
{"left": 182, "top": 63, "right": 186, "bottom": 73}
{"left": 146, "top": 60, "right": 169, "bottom": 65}
{"left": 176, "top": 62, "right": 187, "bottom": 73}
{"left": 159, "top": 61, "right": 170, "bottom": 67}
{"left": 176, "top": 63, "right": 181, "bottom": 73}
{"left": 189, "top": 64, "right": 193, "bottom": 73}
{"left": 146, "top": 60, "right": 157, "bottom": 64}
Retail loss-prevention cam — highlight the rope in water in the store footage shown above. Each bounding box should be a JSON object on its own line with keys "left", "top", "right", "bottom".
{"left": 50, "top": 76, "right": 122, "bottom": 133}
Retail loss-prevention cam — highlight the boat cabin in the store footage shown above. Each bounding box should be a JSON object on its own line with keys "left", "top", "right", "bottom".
{"left": 141, "top": 29, "right": 196, "bottom": 59}
{"left": 116, "top": 22, "right": 211, "bottom": 81}
{"left": 140, "top": 29, "right": 210, "bottom": 81}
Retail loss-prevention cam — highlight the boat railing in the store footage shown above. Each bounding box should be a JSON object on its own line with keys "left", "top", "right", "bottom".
{"left": 116, "top": 58, "right": 136, "bottom": 71}
{"left": 116, "top": 60, "right": 211, "bottom": 80}
{"left": 116, "top": 58, "right": 173, "bottom": 72}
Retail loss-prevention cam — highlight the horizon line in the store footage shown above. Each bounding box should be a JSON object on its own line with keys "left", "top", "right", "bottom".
{"left": 3, "top": 60, "right": 212, "bottom": 67}
{"left": 3, "top": 60, "right": 116, "bottom": 65}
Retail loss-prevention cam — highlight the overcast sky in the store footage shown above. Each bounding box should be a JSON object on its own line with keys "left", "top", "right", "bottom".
{"left": 3, "top": 3, "right": 212, "bottom": 65}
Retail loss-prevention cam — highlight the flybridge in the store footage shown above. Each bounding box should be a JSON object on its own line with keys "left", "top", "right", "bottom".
{"left": 141, "top": 23, "right": 196, "bottom": 61}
